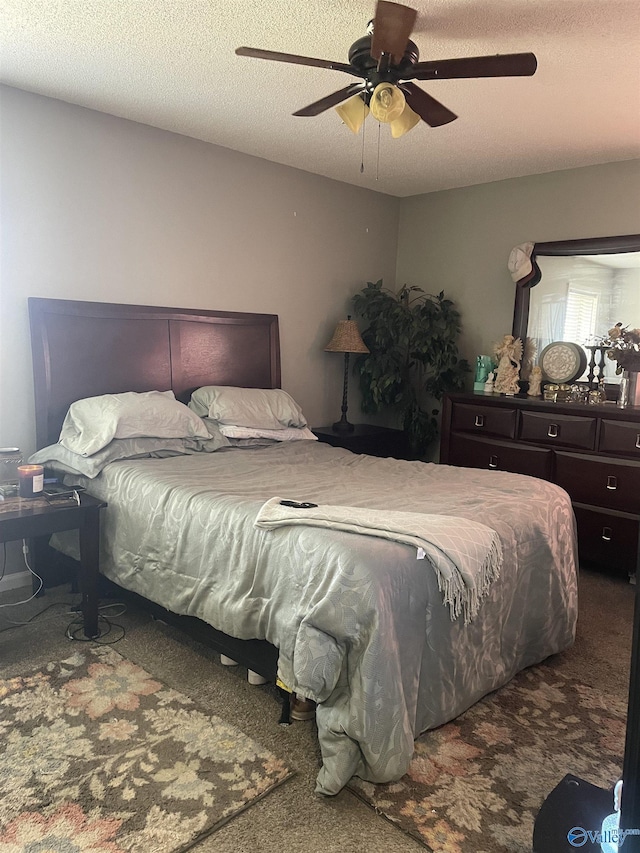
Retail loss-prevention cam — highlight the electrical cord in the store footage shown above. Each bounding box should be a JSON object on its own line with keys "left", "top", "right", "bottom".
{"left": 65, "top": 614, "right": 125, "bottom": 644}
{"left": 0, "top": 599, "right": 127, "bottom": 629}
{"left": 0, "top": 601, "right": 127, "bottom": 644}
{"left": 0, "top": 600, "right": 78, "bottom": 633}
{"left": 92, "top": 602, "right": 127, "bottom": 618}
{"left": 0, "top": 540, "right": 127, "bottom": 642}
{"left": 0, "top": 541, "right": 42, "bottom": 609}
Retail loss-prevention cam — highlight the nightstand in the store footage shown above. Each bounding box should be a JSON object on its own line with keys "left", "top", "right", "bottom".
{"left": 313, "top": 424, "right": 411, "bottom": 459}
{"left": 0, "top": 493, "right": 106, "bottom": 637}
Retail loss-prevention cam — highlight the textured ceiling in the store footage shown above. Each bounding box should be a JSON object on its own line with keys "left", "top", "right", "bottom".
{"left": 2, "top": 0, "right": 640, "bottom": 197}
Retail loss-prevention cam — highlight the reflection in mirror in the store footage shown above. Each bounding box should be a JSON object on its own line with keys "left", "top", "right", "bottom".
{"left": 512, "top": 235, "right": 640, "bottom": 387}
{"left": 528, "top": 252, "right": 640, "bottom": 384}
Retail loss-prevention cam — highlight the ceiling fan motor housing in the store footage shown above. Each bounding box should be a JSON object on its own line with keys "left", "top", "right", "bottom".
{"left": 349, "top": 36, "right": 420, "bottom": 74}
{"left": 348, "top": 35, "right": 420, "bottom": 88}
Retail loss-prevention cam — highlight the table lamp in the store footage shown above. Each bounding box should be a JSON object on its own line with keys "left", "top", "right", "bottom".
{"left": 324, "top": 315, "right": 369, "bottom": 433}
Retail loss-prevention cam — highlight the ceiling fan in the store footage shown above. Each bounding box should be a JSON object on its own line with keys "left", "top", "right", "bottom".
{"left": 236, "top": 0, "right": 537, "bottom": 136}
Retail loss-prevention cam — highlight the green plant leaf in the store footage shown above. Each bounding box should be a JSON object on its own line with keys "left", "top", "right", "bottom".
{"left": 352, "top": 280, "right": 470, "bottom": 456}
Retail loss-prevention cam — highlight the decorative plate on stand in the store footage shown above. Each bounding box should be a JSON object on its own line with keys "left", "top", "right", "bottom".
{"left": 539, "top": 342, "right": 588, "bottom": 384}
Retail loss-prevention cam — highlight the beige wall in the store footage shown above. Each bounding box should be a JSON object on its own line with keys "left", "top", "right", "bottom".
{"left": 1, "top": 88, "right": 639, "bottom": 584}
{"left": 4, "top": 88, "right": 637, "bottom": 459}
{"left": 396, "top": 160, "right": 640, "bottom": 373}
{"left": 0, "top": 85, "right": 400, "bottom": 456}
{"left": 2, "top": 87, "right": 639, "bottom": 525}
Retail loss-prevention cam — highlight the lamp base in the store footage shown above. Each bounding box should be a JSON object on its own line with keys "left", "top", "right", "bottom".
{"left": 332, "top": 418, "right": 354, "bottom": 434}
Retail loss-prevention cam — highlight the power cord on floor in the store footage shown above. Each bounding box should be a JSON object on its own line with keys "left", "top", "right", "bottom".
{"left": 65, "top": 614, "right": 126, "bottom": 644}
{"left": 0, "top": 540, "right": 127, "bottom": 643}
{"left": 65, "top": 601, "right": 128, "bottom": 644}
{"left": 0, "top": 600, "right": 78, "bottom": 633}
{"left": 1, "top": 600, "right": 127, "bottom": 629}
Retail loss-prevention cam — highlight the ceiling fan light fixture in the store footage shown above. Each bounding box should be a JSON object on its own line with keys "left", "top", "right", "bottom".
{"left": 369, "top": 83, "right": 406, "bottom": 123}
{"left": 335, "top": 95, "right": 370, "bottom": 134}
{"left": 237, "top": 4, "right": 538, "bottom": 141}
{"left": 390, "top": 102, "right": 421, "bottom": 138}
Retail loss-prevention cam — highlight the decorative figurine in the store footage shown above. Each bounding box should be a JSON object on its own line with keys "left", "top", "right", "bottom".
{"left": 484, "top": 371, "right": 495, "bottom": 393}
{"left": 528, "top": 366, "right": 543, "bottom": 396}
{"left": 493, "top": 334, "right": 523, "bottom": 395}
{"left": 521, "top": 337, "right": 538, "bottom": 383}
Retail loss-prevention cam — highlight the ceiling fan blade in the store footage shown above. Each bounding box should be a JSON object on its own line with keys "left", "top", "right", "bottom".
{"left": 293, "top": 83, "right": 366, "bottom": 117}
{"left": 400, "top": 82, "right": 457, "bottom": 127}
{"left": 371, "top": 1, "right": 417, "bottom": 65}
{"left": 235, "top": 47, "right": 362, "bottom": 78}
{"left": 408, "top": 52, "right": 537, "bottom": 81}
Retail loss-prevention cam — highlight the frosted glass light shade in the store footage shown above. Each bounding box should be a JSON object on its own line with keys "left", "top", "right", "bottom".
{"left": 370, "top": 83, "right": 406, "bottom": 123}
{"left": 335, "top": 95, "right": 370, "bottom": 134}
{"left": 390, "top": 103, "right": 421, "bottom": 138}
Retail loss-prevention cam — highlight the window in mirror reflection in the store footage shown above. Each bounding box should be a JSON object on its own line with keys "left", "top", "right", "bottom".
{"left": 528, "top": 252, "right": 640, "bottom": 383}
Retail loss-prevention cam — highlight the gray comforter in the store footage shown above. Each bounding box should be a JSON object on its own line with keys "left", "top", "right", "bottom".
{"left": 58, "top": 441, "right": 578, "bottom": 795}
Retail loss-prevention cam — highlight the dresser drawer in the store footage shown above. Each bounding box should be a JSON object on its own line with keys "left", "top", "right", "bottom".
{"left": 448, "top": 434, "right": 553, "bottom": 479}
{"left": 599, "top": 419, "right": 640, "bottom": 458}
{"left": 573, "top": 505, "right": 640, "bottom": 575}
{"left": 450, "top": 403, "right": 517, "bottom": 438}
{"left": 519, "top": 411, "right": 597, "bottom": 449}
{"left": 556, "top": 452, "right": 640, "bottom": 514}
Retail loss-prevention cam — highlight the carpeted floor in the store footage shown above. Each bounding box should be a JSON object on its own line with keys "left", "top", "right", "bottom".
{"left": 0, "top": 566, "right": 635, "bottom": 853}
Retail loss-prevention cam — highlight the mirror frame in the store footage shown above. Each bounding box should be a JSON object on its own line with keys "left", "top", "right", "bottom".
{"left": 512, "top": 233, "right": 640, "bottom": 342}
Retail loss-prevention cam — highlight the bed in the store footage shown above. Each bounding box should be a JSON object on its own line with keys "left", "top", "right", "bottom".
{"left": 28, "top": 297, "right": 579, "bottom": 796}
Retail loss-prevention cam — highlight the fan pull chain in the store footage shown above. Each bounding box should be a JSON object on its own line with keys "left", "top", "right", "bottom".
{"left": 360, "top": 103, "right": 366, "bottom": 173}
{"left": 376, "top": 122, "right": 381, "bottom": 181}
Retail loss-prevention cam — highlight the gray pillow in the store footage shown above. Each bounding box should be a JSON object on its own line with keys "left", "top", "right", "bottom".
{"left": 59, "top": 390, "right": 210, "bottom": 456}
{"left": 29, "top": 434, "right": 228, "bottom": 479}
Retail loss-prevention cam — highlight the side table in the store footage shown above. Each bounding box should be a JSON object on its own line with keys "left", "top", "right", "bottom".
{"left": 313, "top": 424, "right": 412, "bottom": 459}
{"left": 0, "top": 493, "right": 106, "bottom": 637}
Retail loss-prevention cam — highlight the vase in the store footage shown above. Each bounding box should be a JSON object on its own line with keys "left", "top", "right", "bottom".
{"left": 617, "top": 370, "right": 640, "bottom": 408}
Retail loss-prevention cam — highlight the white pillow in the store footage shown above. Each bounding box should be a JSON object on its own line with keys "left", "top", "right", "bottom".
{"left": 59, "top": 390, "right": 210, "bottom": 456}
{"left": 189, "top": 386, "right": 307, "bottom": 429}
{"left": 219, "top": 424, "right": 317, "bottom": 442}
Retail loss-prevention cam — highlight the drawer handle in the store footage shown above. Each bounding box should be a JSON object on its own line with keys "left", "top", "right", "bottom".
{"left": 636, "top": 433, "right": 640, "bottom": 449}
{"left": 547, "top": 423, "right": 559, "bottom": 438}
{"left": 474, "top": 414, "right": 485, "bottom": 428}
{"left": 488, "top": 455, "right": 498, "bottom": 469}
{"left": 606, "top": 475, "right": 618, "bottom": 491}
{"left": 601, "top": 527, "right": 612, "bottom": 542}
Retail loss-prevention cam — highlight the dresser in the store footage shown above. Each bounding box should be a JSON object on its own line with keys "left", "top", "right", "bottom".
{"left": 440, "top": 391, "right": 640, "bottom": 578}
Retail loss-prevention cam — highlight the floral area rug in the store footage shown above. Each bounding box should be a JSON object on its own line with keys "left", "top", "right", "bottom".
{"left": 349, "top": 665, "right": 626, "bottom": 853}
{"left": 0, "top": 646, "right": 293, "bottom": 852}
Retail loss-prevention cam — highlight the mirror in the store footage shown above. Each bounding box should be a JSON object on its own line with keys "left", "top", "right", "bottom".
{"left": 512, "top": 234, "right": 640, "bottom": 385}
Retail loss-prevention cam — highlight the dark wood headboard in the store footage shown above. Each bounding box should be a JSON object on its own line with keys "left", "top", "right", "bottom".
{"left": 29, "top": 298, "right": 281, "bottom": 449}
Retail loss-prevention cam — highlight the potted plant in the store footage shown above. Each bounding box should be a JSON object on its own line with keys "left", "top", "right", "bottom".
{"left": 352, "top": 280, "right": 469, "bottom": 458}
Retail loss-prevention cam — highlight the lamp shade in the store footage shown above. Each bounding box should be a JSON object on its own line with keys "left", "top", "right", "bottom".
{"left": 324, "top": 317, "right": 369, "bottom": 354}
{"left": 369, "top": 83, "right": 406, "bottom": 123}
{"left": 335, "top": 95, "right": 370, "bottom": 134}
